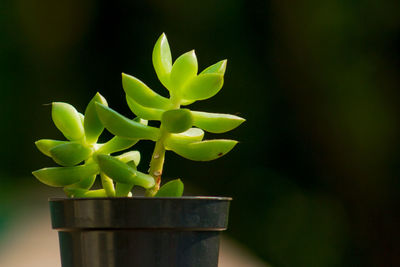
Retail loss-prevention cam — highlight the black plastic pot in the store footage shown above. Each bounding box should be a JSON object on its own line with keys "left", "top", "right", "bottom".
{"left": 49, "top": 196, "right": 231, "bottom": 267}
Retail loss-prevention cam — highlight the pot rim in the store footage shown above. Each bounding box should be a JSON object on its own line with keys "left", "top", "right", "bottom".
{"left": 49, "top": 196, "right": 232, "bottom": 201}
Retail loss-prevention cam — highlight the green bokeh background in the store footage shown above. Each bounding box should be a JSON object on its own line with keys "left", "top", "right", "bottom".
{"left": 1, "top": 0, "right": 400, "bottom": 266}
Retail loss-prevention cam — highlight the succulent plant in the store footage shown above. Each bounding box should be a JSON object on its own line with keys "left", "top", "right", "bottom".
{"left": 33, "top": 33, "right": 245, "bottom": 197}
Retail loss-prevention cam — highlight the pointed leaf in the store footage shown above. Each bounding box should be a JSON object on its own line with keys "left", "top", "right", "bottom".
{"left": 115, "top": 151, "right": 141, "bottom": 166}
{"left": 201, "top": 59, "right": 227, "bottom": 75}
{"left": 155, "top": 179, "right": 184, "bottom": 197}
{"left": 165, "top": 139, "right": 238, "bottom": 161}
{"left": 35, "top": 139, "right": 69, "bottom": 157}
{"left": 182, "top": 73, "right": 224, "bottom": 101}
{"left": 66, "top": 174, "right": 96, "bottom": 190}
{"left": 165, "top": 128, "right": 204, "bottom": 145}
{"left": 191, "top": 111, "right": 245, "bottom": 133}
{"left": 50, "top": 143, "right": 92, "bottom": 166}
{"left": 64, "top": 188, "right": 107, "bottom": 198}
{"left": 95, "top": 103, "right": 160, "bottom": 141}
{"left": 126, "top": 95, "right": 163, "bottom": 121}
{"left": 152, "top": 33, "right": 172, "bottom": 88}
{"left": 52, "top": 102, "right": 84, "bottom": 141}
{"left": 170, "top": 50, "right": 198, "bottom": 92}
{"left": 122, "top": 73, "right": 171, "bottom": 109}
{"left": 97, "top": 155, "right": 155, "bottom": 188}
{"left": 97, "top": 136, "right": 138, "bottom": 154}
{"left": 32, "top": 164, "right": 99, "bottom": 187}
{"left": 161, "top": 109, "right": 193, "bottom": 133}
{"left": 84, "top": 92, "right": 108, "bottom": 144}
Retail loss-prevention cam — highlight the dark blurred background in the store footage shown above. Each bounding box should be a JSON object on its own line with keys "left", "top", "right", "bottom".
{"left": 1, "top": 0, "right": 400, "bottom": 266}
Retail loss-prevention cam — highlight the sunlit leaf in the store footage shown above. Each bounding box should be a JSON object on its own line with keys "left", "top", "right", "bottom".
{"left": 161, "top": 109, "right": 193, "bottom": 133}
{"left": 200, "top": 59, "right": 227, "bottom": 75}
{"left": 50, "top": 143, "right": 92, "bottom": 166}
{"left": 165, "top": 128, "right": 204, "bottom": 145}
{"left": 155, "top": 179, "right": 184, "bottom": 197}
{"left": 191, "top": 111, "right": 245, "bottom": 133}
{"left": 52, "top": 102, "right": 84, "bottom": 141}
{"left": 182, "top": 73, "right": 224, "bottom": 101}
{"left": 126, "top": 95, "right": 164, "bottom": 121}
{"left": 152, "top": 33, "right": 172, "bottom": 88}
{"left": 165, "top": 139, "right": 238, "bottom": 161}
{"left": 84, "top": 92, "right": 108, "bottom": 144}
{"left": 115, "top": 150, "right": 141, "bottom": 166}
{"left": 122, "top": 73, "right": 172, "bottom": 109}
{"left": 35, "top": 139, "right": 69, "bottom": 157}
{"left": 97, "top": 155, "right": 155, "bottom": 188}
{"left": 32, "top": 164, "right": 99, "bottom": 187}
{"left": 170, "top": 50, "right": 197, "bottom": 92}
{"left": 95, "top": 103, "right": 160, "bottom": 141}
{"left": 100, "top": 172, "right": 115, "bottom": 197}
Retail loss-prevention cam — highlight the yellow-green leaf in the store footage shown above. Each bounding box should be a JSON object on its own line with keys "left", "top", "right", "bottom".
{"left": 169, "top": 50, "right": 197, "bottom": 92}
{"left": 161, "top": 109, "right": 193, "bottom": 133}
{"left": 200, "top": 59, "right": 227, "bottom": 75}
{"left": 84, "top": 92, "right": 108, "bottom": 144}
{"left": 182, "top": 73, "right": 224, "bottom": 101}
{"left": 191, "top": 111, "right": 245, "bottom": 133}
{"left": 52, "top": 102, "right": 84, "bottom": 141}
{"left": 126, "top": 95, "right": 164, "bottom": 121}
{"left": 155, "top": 179, "right": 184, "bottom": 197}
{"left": 50, "top": 143, "right": 92, "bottom": 166}
{"left": 35, "top": 139, "right": 69, "bottom": 157}
{"left": 152, "top": 33, "right": 172, "bottom": 88}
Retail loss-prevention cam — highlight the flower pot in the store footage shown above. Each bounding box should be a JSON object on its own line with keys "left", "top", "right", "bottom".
{"left": 49, "top": 196, "right": 231, "bottom": 267}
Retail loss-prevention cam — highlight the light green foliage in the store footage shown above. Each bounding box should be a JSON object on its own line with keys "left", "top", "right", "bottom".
{"left": 33, "top": 33, "right": 244, "bottom": 198}
{"left": 155, "top": 179, "right": 184, "bottom": 197}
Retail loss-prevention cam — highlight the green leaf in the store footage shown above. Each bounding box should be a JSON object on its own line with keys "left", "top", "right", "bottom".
{"left": 84, "top": 92, "right": 108, "bottom": 144}
{"left": 115, "top": 150, "right": 141, "bottom": 166}
{"left": 181, "top": 73, "right": 224, "bottom": 101}
{"left": 95, "top": 103, "right": 160, "bottom": 141}
{"left": 100, "top": 173, "right": 115, "bottom": 197}
{"left": 32, "top": 164, "right": 99, "bottom": 187}
{"left": 52, "top": 102, "right": 84, "bottom": 141}
{"left": 64, "top": 188, "right": 107, "bottom": 198}
{"left": 155, "top": 179, "right": 184, "bottom": 197}
{"left": 200, "top": 59, "right": 227, "bottom": 75}
{"left": 35, "top": 139, "right": 69, "bottom": 157}
{"left": 97, "top": 136, "right": 138, "bottom": 155}
{"left": 165, "top": 128, "right": 204, "bottom": 145}
{"left": 97, "top": 155, "right": 155, "bottom": 188}
{"left": 191, "top": 111, "right": 245, "bottom": 133}
{"left": 49, "top": 143, "right": 92, "bottom": 166}
{"left": 122, "top": 73, "right": 172, "bottom": 109}
{"left": 152, "top": 33, "right": 172, "bottom": 88}
{"left": 165, "top": 139, "right": 238, "bottom": 161}
{"left": 115, "top": 182, "right": 134, "bottom": 197}
{"left": 161, "top": 109, "right": 193, "bottom": 133}
{"left": 180, "top": 99, "right": 196, "bottom": 106}
{"left": 126, "top": 95, "right": 164, "bottom": 121}
{"left": 65, "top": 174, "right": 97, "bottom": 190}
{"left": 170, "top": 50, "right": 198, "bottom": 92}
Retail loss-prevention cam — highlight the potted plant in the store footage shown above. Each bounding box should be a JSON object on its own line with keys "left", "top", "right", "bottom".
{"left": 33, "top": 33, "right": 245, "bottom": 267}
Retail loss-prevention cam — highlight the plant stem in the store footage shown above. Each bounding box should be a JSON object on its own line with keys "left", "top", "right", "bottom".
{"left": 145, "top": 93, "right": 181, "bottom": 197}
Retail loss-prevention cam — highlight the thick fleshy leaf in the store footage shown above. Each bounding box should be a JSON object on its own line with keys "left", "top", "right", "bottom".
{"left": 126, "top": 95, "right": 164, "bottom": 121}
{"left": 64, "top": 188, "right": 107, "bottom": 198}
{"left": 115, "top": 182, "right": 134, "bottom": 197}
{"left": 165, "top": 139, "right": 238, "bottom": 161}
{"left": 155, "top": 179, "right": 184, "bottom": 197}
{"left": 100, "top": 173, "right": 115, "bottom": 197}
{"left": 181, "top": 73, "right": 224, "bottom": 101}
{"left": 97, "top": 136, "right": 138, "bottom": 154}
{"left": 84, "top": 92, "right": 108, "bottom": 144}
{"left": 49, "top": 143, "right": 92, "bottom": 166}
{"left": 32, "top": 164, "right": 99, "bottom": 187}
{"left": 95, "top": 103, "right": 160, "bottom": 141}
{"left": 161, "top": 109, "right": 193, "bottom": 133}
{"left": 52, "top": 102, "right": 84, "bottom": 141}
{"left": 35, "top": 139, "right": 69, "bottom": 157}
{"left": 191, "top": 111, "right": 245, "bottom": 133}
{"left": 152, "top": 33, "right": 172, "bottom": 88}
{"left": 165, "top": 128, "right": 204, "bottom": 145}
{"left": 122, "top": 73, "right": 171, "bottom": 109}
{"left": 115, "top": 151, "right": 141, "bottom": 166}
{"left": 200, "top": 59, "right": 227, "bottom": 75}
{"left": 65, "top": 174, "right": 96, "bottom": 190}
{"left": 180, "top": 99, "right": 196, "bottom": 106}
{"left": 97, "top": 155, "right": 155, "bottom": 188}
{"left": 170, "top": 50, "right": 198, "bottom": 92}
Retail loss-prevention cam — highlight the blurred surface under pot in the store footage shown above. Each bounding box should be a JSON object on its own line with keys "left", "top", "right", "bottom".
{"left": 50, "top": 197, "right": 231, "bottom": 267}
